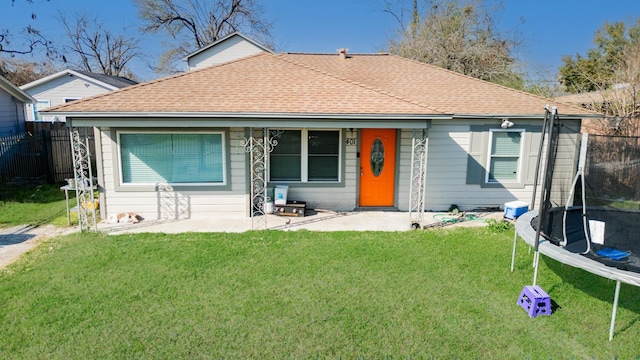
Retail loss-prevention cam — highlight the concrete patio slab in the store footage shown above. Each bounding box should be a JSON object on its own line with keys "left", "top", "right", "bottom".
{"left": 98, "top": 210, "right": 503, "bottom": 235}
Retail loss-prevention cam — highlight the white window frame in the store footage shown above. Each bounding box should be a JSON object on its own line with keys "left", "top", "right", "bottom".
{"left": 485, "top": 128, "right": 525, "bottom": 184}
{"left": 116, "top": 130, "right": 227, "bottom": 187}
{"left": 268, "top": 128, "right": 342, "bottom": 183}
{"left": 32, "top": 100, "right": 51, "bottom": 121}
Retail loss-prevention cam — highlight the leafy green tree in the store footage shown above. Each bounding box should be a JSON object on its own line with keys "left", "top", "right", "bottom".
{"left": 559, "top": 20, "right": 640, "bottom": 94}
{"left": 558, "top": 20, "right": 640, "bottom": 135}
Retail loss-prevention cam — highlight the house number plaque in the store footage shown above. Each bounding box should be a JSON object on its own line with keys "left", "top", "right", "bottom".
{"left": 345, "top": 138, "right": 357, "bottom": 145}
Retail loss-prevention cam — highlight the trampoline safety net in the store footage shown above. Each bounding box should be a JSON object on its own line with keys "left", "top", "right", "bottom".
{"left": 538, "top": 131, "right": 640, "bottom": 273}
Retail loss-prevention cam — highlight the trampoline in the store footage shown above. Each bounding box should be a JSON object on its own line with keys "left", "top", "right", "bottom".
{"left": 513, "top": 108, "right": 640, "bottom": 340}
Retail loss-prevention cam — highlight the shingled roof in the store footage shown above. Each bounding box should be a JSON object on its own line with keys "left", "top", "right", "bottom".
{"left": 46, "top": 52, "right": 592, "bottom": 118}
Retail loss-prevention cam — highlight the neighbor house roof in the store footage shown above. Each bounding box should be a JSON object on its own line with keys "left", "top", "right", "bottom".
{"left": 555, "top": 85, "right": 636, "bottom": 107}
{"left": 46, "top": 52, "right": 594, "bottom": 119}
{"left": 20, "top": 69, "right": 137, "bottom": 91}
{"left": 0, "top": 75, "right": 36, "bottom": 103}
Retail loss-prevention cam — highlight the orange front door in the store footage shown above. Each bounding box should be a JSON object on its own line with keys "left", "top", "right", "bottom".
{"left": 359, "top": 129, "right": 396, "bottom": 207}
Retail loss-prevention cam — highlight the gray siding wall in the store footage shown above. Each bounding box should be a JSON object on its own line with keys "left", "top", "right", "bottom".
{"left": 0, "top": 91, "right": 24, "bottom": 134}
{"left": 95, "top": 120, "right": 579, "bottom": 218}
{"left": 99, "top": 127, "right": 249, "bottom": 220}
{"left": 283, "top": 132, "right": 358, "bottom": 211}
{"left": 548, "top": 121, "right": 582, "bottom": 206}
{"left": 98, "top": 126, "right": 359, "bottom": 219}
{"left": 188, "top": 37, "right": 265, "bottom": 70}
{"left": 398, "top": 120, "right": 562, "bottom": 212}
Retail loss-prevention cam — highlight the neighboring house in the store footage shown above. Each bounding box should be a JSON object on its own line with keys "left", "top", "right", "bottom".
{"left": 555, "top": 85, "right": 637, "bottom": 135}
{"left": 0, "top": 75, "right": 35, "bottom": 135}
{"left": 185, "top": 32, "right": 273, "bottom": 71}
{"left": 45, "top": 50, "right": 595, "bottom": 221}
{"left": 20, "top": 69, "right": 137, "bottom": 122}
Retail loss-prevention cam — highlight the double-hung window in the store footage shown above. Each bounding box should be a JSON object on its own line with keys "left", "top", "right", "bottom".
{"left": 486, "top": 129, "right": 523, "bottom": 183}
{"left": 118, "top": 132, "right": 226, "bottom": 185}
{"left": 269, "top": 129, "right": 341, "bottom": 182}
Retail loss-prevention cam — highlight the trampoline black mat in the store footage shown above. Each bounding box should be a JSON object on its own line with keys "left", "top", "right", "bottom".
{"left": 535, "top": 208, "right": 640, "bottom": 274}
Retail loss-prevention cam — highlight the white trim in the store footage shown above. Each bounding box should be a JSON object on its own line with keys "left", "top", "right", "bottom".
{"left": 33, "top": 100, "right": 51, "bottom": 121}
{"left": 116, "top": 130, "right": 227, "bottom": 187}
{"left": 20, "top": 69, "right": 120, "bottom": 91}
{"left": 268, "top": 128, "right": 342, "bottom": 183}
{"left": 485, "top": 128, "right": 525, "bottom": 184}
{"left": 0, "top": 75, "right": 36, "bottom": 103}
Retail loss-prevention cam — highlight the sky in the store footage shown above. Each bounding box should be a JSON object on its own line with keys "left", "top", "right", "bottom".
{"left": 4, "top": 0, "right": 640, "bottom": 83}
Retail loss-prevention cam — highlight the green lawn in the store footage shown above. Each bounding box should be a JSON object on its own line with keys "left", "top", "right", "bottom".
{"left": 1, "top": 227, "right": 639, "bottom": 358}
{"left": 0, "top": 184, "right": 72, "bottom": 227}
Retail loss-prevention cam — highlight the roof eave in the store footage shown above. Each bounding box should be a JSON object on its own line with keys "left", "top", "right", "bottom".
{"left": 20, "top": 69, "right": 120, "bottom": 91}
{"left": 0, "top": 76, "right": 36, "bottom": 103}
{"left": 453, "top": 113, "right": 602, "bottom": 120}
{"left": 42, "top": 111, "right": 448, "bottom": 120}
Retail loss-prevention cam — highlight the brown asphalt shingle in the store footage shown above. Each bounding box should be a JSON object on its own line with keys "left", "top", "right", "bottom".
{"left": 47, "top": 52, "right": 591, "bottom": 117}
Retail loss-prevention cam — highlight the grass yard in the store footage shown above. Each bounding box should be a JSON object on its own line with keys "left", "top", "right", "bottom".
{"left": 1, "top": 227, "right": 639, "bottom": 358}
{"left": 0, "top": 184, "right": 72, "bottom": 227}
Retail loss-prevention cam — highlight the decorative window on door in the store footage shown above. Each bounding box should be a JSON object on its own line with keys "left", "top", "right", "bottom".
{"left": 370, "top": 138, "right": 384, "bottom": 176}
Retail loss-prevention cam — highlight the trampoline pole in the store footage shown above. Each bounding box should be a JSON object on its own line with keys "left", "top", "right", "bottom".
{"left": 510, "top": 230, "right": 518, "bottom": 272}
{"left": 609, "top": 280, "right": 621, "bottom": 341}
{"left": 532, "top": 251, "right": 540, "bottom": 286}
{"left": 532, "top": 107, "right": 556, "bottom": 286}
{"left": 530, "top": 105, "right": 551, "bottom": 211}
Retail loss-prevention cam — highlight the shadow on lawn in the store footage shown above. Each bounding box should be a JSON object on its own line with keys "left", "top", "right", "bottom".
{"left": 543, "top": 256, "right": 640, "bottom": 335}
{"left": 0, "top": 233, "right": 35, "bottom": 247}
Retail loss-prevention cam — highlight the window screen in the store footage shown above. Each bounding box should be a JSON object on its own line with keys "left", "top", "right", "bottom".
{"left": 489, "top": 131, "right": 521, "bottom": 182}
{"left": 308, "top": 130, "right": 339, "bottom": 181}
{"left": 270, "top": 130, "right": 302, "bottom": 181}
{"left": 120, "top": 133, "right": 224, "bottom": 184}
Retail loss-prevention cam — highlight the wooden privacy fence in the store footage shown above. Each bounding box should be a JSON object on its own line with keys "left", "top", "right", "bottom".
{"left": 0, "top": 124, "right": 95, "bottom": 186}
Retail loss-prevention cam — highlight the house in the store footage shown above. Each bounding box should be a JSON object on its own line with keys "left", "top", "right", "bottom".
{"left": 555, "top": 85, "right": 637, "bottom": 135}
{"left": 20, "top": 69, "right": 137, "bottom": 123}
{"left": 45, "top": 49, "right": 595, "bottom": 223}
{"left": 184, "top": 32, "right": 273, "bottom": 71}
{"left": 0, "top": 75, "right": 35, "bottom": 135}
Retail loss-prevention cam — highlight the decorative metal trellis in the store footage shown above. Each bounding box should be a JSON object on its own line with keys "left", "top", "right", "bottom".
{"left": 409, "top": 128, "right": 429, "bottom": 229}
{"left": 70, "top": 127, "right": 97, "bottom": 232}
{"left": 241, "top": 128, "right": 281, "bottom": 230}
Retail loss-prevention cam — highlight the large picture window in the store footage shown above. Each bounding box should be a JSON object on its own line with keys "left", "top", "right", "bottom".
{"left": 487, "top": 130, "right": 523, "bottom": 183}
{"left": 269, "top": 129, "right": 340, "bottom": 182}
{"left": 119, "top": 132, "right": 225, "bottom": 185}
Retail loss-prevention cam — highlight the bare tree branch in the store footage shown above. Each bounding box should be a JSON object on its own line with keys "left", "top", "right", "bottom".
{"left": 387, "top": 0, "right": 522, "bottom": 87}
{"left": 58, "top": 12, "right": 141, "bottom": 77}
{"left": 1, "top": 1, "right": 56, "bottom": 57}
{"left": 136, "top": 0, "right": 272, "bottom": 73}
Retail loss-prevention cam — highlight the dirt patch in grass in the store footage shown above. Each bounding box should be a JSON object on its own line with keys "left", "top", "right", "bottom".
{"left": 0, "top": 225, "right": 76, "bottom": 269}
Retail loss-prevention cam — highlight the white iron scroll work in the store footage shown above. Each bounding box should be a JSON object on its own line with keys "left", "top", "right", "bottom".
{"left": 241, "top": 128, "right": 281, "bottom": 230}
{"left": 409, "top": 129, "right": 429, "bottom": 229}
{"left": 70, "top": 127, "right": 97, "bottom": 232}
